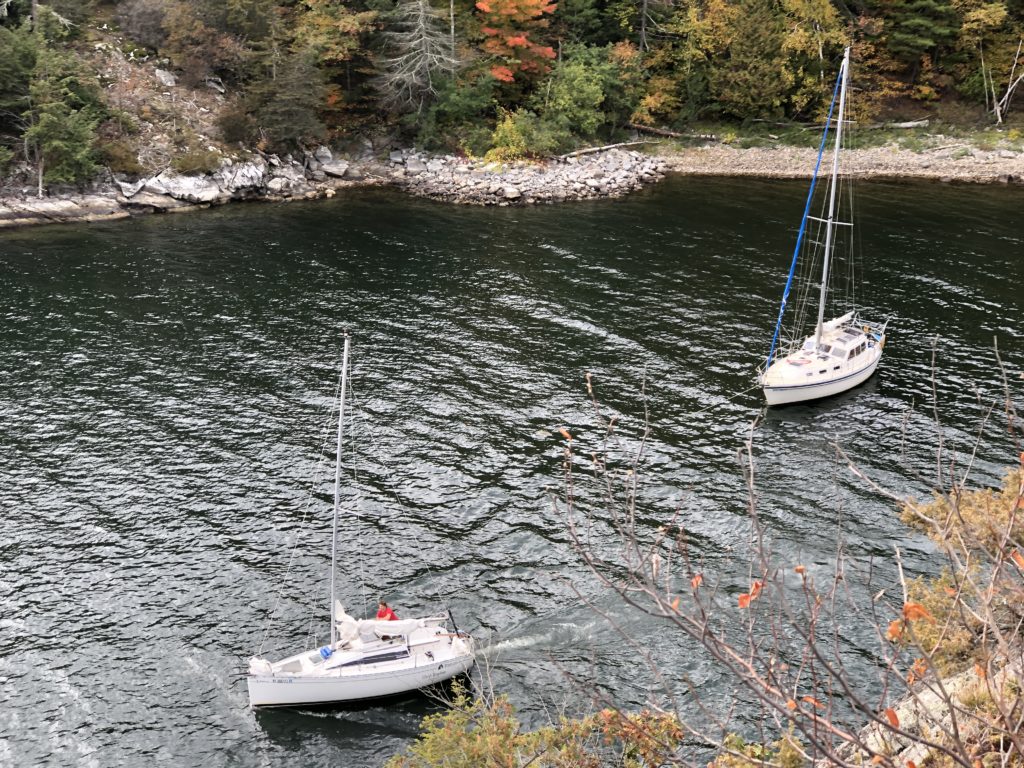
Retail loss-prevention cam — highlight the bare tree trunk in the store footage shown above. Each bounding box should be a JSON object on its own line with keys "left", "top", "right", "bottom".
{"left": 993, "top": 39, "right": 1024, "bottom": 123}
{"left": 638, "top": 0, "right": 648, "bottom": 51}
{"left": 449, "top": 0, "right": 456, "bottom": 74}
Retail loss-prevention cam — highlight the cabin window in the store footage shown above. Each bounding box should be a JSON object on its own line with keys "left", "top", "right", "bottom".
{"left": 831, "top": 348, "right": 845, "bottom": 358}
{"left": 820, "top": 344, "right": 832, "bottom": 354}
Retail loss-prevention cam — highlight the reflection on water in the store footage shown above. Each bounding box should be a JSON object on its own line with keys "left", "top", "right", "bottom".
{"left": 0, "top": 177, "right": 1020, "bottom": 766}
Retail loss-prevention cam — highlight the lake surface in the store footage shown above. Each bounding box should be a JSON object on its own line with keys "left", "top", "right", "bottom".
{"left": 1, "top": 176, "right": 1021, "bottom": 767}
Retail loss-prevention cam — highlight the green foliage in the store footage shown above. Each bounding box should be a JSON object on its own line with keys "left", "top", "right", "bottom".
{"left": 99, "top": 139, "right": 145, "bottom": 175}
{"left": 713, "top": 730, "right": 807, "bottom": 768}
{"left": 901, "top": 467, "right": 1024, "bottom": 552}
{"left": 555, "top": 0, "right": 616, "bottom": 45}
{"left": 484, "top": 107, "right": 536, "bottom": 161}
{"left": 878, "top": 0, "right": 959, "bottom": 71}
{"left": 0, "top": 23, "right": 37, "bottom": 136}
{"left": 216, "top": 100, "right": 257, "bottom": 145}
{"left": 386, "top": 682, "right": 685, "bottom": 768}
{"left": 413, "top": 73, "right": 497, "bottom": 153}
{"left": 0, "top": 144, "right": 13, "bottom": 173}
{"left": 709, "top": 0, "right": 789, "bottom": 120}
{"left": 527, "top": 43, "right": 642, "bottom": 148}
{"left": 23, "top": 45, "right": 104, "bottom": 184}
{"left": 901, "top": 570, "right": 981, "bottom": 675}
{"left": 243, "top": 51, "right": 327, "bottom": 152}
{"left": 293, "top": 0, "right": 378, "bottom": 69}
{"left": 171, "top": 147, "right": 221, "bottom": 174}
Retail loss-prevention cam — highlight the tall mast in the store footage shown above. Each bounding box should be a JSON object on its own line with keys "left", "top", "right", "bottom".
{"left": 330, "top": 334, "right": 351, "bottom": 645}
{"left": 814, "top": 46, "right": 851, "bottom": 350}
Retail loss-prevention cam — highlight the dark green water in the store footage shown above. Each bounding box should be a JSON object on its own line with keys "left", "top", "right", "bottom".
{"left": 1, "top": 176, "right": 1021, "bottom": 766}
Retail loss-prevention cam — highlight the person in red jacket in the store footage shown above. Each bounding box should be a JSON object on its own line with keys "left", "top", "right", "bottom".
{"left": 376, "top": 599, "right": 398, "bottom": 621}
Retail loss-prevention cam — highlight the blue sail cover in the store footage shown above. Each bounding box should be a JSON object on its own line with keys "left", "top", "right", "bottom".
{"left": 763, "top": 59, "right": 846, "bottom": 371}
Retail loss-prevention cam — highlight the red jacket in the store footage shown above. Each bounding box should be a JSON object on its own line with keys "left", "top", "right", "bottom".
{"left": 376, "top": 605, "right": 398, "bottom": 621}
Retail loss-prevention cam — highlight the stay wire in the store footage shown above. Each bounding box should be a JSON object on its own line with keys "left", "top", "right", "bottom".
{"left": 257, "top": 361, "right": 343, "bottom": 657}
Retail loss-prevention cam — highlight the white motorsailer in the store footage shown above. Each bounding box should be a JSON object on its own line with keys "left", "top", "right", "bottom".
{"left": 247, "top": 337, "right": 475, "bottom": 708}
{"left": 758, "top": 47, "right": 889, "bottom": 406}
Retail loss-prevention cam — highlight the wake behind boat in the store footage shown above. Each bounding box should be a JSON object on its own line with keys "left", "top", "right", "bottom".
{"left": 247, "top": 337, "right": 475, "bottom": 708}
{"left": 759, "top": 47, "right": 889, "bottom": 406}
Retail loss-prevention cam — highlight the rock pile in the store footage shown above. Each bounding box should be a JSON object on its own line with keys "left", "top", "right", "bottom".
{"left": 662, "top": 141, "right": 1024, "bottom": 184}
{"left": 384, "top": 148, "right": 668, "bottom": 205}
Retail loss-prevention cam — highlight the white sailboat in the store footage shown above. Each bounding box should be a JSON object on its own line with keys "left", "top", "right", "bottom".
{"left": 759, "top": 47, "right": 889, "bottom": 406}
{"left": 247, "top": 336, "right": 475, "bottom": 708}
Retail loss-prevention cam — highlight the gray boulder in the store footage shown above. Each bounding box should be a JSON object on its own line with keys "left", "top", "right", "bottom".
{"left": 213, "top": 162, "right": 266, "bottom": 193}
{"left": 147, "top": 171, "right": 223, "bottom": 203}
{"left": 321, "top": 159, "right": 350, "bottom": 178}
{"left": 154, "top": 69, "right": 176, "bottom": 87}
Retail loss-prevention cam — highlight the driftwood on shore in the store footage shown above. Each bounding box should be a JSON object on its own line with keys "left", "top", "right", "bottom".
{"left": 559, "top": 140, "right": 656, "bottom": 158}
{"left": 626, "top": 123, "right": 719, "bottom": 142}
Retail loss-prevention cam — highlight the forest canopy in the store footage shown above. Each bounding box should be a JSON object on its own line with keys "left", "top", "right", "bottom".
{"left": 0, "top": 0, "right": 1022, "bottom": 180}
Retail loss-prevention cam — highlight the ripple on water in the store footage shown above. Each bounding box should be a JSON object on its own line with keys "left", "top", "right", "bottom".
{"left": 0, "top": 178, "right": 1020, "bottom": 766}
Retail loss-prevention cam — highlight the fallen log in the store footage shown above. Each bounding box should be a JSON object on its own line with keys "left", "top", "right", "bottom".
{"left": 626, "top": 123, "right": 718, "bottom": 140}
{"left": 559, "top": 140, "right": 656, "bottom": 159}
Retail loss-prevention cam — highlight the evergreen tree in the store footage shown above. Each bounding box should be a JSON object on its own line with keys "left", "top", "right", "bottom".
{"left": 709, "top": 0, "right": 789, "bottom": 119}
{"left": 244, "top": 50, "right": 327, "bottom": 151}
{"left": 0, "top": 23, "right": 36, "bottom": 140}
{"left": 875, "top": 0, "right": 959, "bottom": 78}
{"left": 23, "top": 44, "right": 101, "bottom": 194}
{"left": 553, "top": 0, "right": 613, "bottom": 46}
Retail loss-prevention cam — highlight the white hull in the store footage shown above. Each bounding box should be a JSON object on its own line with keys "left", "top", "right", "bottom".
{"left": 247, "top": 646, "right": 475, "bottom": 708}
{"left": 761, "top": 318, "right": 885, "bottom": 406}
{"left": 763, "top": 351, "right": 880, "bottom": 405}
{"left": 248, "top": 613, "right": 475, "bottom": 708}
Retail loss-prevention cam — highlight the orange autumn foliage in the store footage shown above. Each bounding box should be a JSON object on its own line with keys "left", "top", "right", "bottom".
{"left": 886, "top": 619, "right": 904, "bottom": 641}
{"left": 801, "top": 695, "right": 825, "bottom": 710}
{"left": 475, "top": 0, "right": 556, "bottom": 82}
{"left": 902, "top": 602, "right": 935, "bottom": 622}
{"left": 738, "top": 580, "right": 764, "bottom": 608}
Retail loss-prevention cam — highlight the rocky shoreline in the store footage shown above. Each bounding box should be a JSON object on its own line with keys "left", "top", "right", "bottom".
{"left": 1, "top": 139, "right": 1021, "bottom": 229}
{"left": 661, "top": 139, "right": 1024, "bottom": 183}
